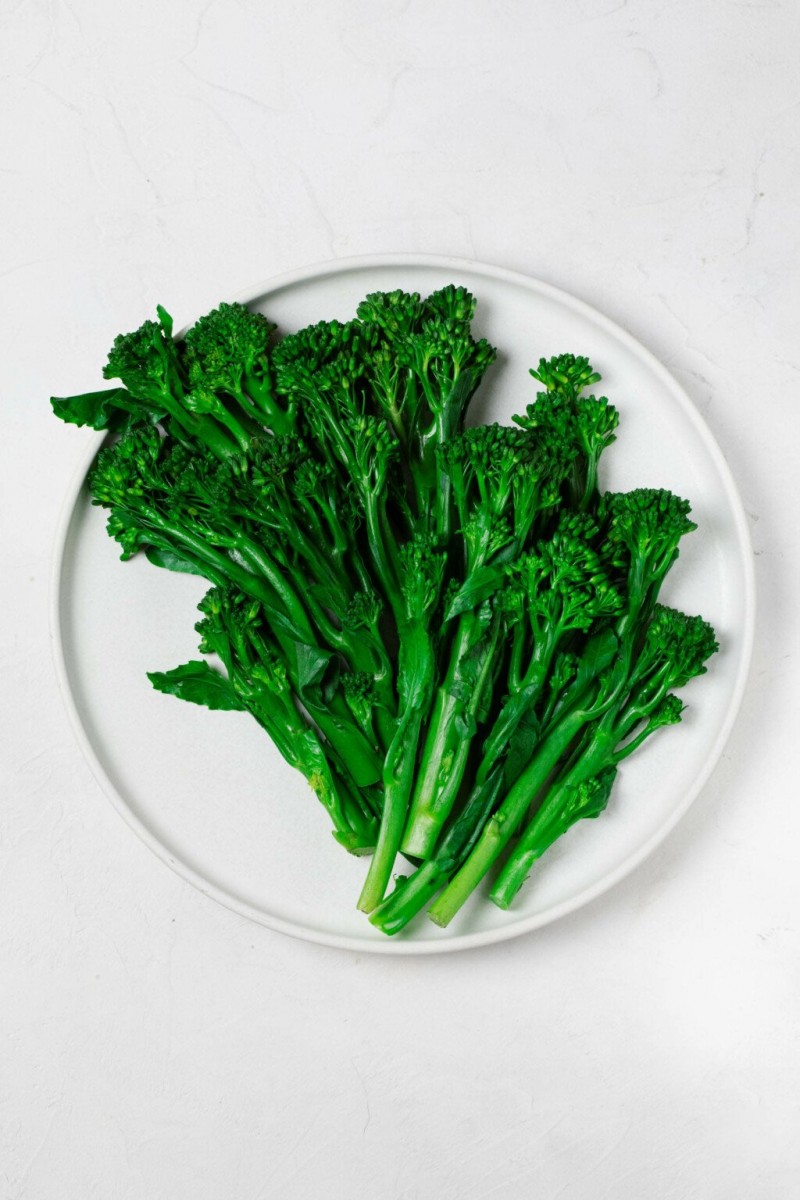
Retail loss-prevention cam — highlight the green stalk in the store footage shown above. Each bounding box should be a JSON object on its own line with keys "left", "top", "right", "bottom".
{"left": 401, "top": 614, "right": 476, "bottom": 856}
{"left": 156, "top": 519, "right": 378, "bottom": 788}
{"left": 475, "top": 634, "right": 558, "bottom": 786}
{"left": 245, "top": 683, "right": 378, "bottom": 853}
{"left": 402, "top": 610, "right": 500, "bottom": 858}
{"left": 363, "top": 492, "right": 404, "bottom": 628}
{"left": 400, "top": 619, "right": 594, "bottom": 873}
{"left": 242, "top": 370, "right": 296, "bottom": 435}
{"left": 233, "top": 535, "right": 318, "bottom": 644}
{"left": 202, "top": 399, "right": 254, "bottom": 455}
{"left": 427, "top": 708, "right": 588, "bottom": 927}
{"left": 357, "top": 618, "right": 436, "bottom": 912}
{"left": 229, "top": 532, "right": 385, "bottom": 784}
{"left": 369, "top": 770, "right": 504, "bottom": 936}
{"left": 150, "top": 351, "right": 245, "bottom": 462}
{"left": 135, "top": 506, "right": 288, "bottom": 617}
{"left": 490, "top": 666, "right": 679, "bottom": 908}
{"left": 489, "top": 739, "right": 610, "bottom": 909}
{"left": 357, "top": 706, "right": 426, "bottom": 912}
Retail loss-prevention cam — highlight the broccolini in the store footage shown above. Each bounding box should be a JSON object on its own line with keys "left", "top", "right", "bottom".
{"left": 52, "top": 285, "right": 717, "bottom": 935}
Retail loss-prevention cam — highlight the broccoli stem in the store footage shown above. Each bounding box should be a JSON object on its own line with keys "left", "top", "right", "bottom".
{"left": 242, "top": 370, "right": 296, "bottom": 435}
{"left": 475, "top": 636, "right": 558, "bottom": 785}
{"left": 357, "top": 617, "right": 436, "bottom": 912}
{"left": 489, "top": 655, "right": 689, "bottom": 908}
{"left": 363, "top": 493, "right": 404, "bottom": 628}
{"left": 368, "top": 858, "right": 445, "bottom": 936}
{"left": 369, "top": 769, "right": 504, "bottom": 935}
{"left": 401, "top": 609, "right": 501, "bottom": 858}
{"left": 428, "top": 597, "right": 701, "bottom": 926}
{"left": 232, "top": 535, "right": 319, "bottom": 644}
{"left": 154, "top": 370, "right": 245, "bottom": 464}
{"left": 357, "top": 705, "right": 426, "bottom": 912}
{"left": 224, "top": 534, "right": 386, "bottom": 782}
{"left": 127, "top": 505, "right": 289, "bottom": 618}
{"left": 407, "top": 367, "right": 473, "bottom": 536}
{"left": 427, "top": 708, "right": 587, "bottom": 927}
{"left": 489, "top": 743, "right": 610, "bottom": 909}
{"left": 132, "top": 511, "right": 384, "bottom": 788}
{"left": 205, "top": 400, "right": 254, "bottom": 455}
{"left": 246, "top": 684, "right": 378, "bottom": 852}
{"left": 402, "top": 603, "right": 579, "bottom": 862}
{"left": 400, "top": 614, "right": 477, "bottom": 856}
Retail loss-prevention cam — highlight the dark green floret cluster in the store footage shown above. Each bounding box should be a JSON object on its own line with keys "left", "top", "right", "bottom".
{"left": 51, "top": 286, "right": 717, "bottom": 933}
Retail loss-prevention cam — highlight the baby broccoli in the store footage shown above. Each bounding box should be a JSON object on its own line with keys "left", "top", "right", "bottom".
{"left": 52, "top": 284, "right": 717, "bottom": 934}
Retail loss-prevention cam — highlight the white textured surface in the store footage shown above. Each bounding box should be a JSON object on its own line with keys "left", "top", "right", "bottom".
{"left": 1, "top": 1, "right": 798, "bottom": 1196}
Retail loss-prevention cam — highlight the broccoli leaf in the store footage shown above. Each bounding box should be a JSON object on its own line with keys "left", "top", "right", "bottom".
{"left": 444, "top": 550, "right": 517, "bottom": 620}
{"left": 147, "top": 661, "right": 245, "bottom": 711}
{"left": 50, "top": 388, "right": 138, "bottom": 431}
{"left": 144, "top": 546, "right": 208, "bottom": 576}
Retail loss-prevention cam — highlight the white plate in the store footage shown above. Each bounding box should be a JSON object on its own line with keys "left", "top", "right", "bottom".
{"left": 51, "top": 254, "right": 755, "bottom": 954}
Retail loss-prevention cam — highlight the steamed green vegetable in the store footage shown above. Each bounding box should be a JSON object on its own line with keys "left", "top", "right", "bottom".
{"left": 52, "top": 287, "right": 717, "bottom": 934}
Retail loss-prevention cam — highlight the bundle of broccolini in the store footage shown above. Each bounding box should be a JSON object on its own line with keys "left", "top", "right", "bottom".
{"left": 51, "top": 286, "right": 717, "bottom": 935}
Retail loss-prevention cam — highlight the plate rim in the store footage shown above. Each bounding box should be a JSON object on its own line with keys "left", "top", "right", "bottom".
{"left": 49, "top": 252, "right": 756, "bottom": 955}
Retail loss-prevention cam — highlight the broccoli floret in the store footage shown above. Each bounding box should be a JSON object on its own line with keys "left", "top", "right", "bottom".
{"left": 89, "top": 424, "right": 162, "bottom": 507}
{"left": 397, "top": 532, "right": 446, "bottom": 622}
{"left": 509, "top": 526, "right": 623, "bottom": 638}
{"left": 347, "top": 413, "right": 400, "bottom": 497}
{"left": 272, "top": 318, "right": 367, "bottom": 404}
{"left": 634, "top": 604, "right": 719, "bottom": 693}
{"left": 601, "top": 488, "right": 698, "bottom": 626}
{"left": 183, "top": 302, "right": 276, "bottom": 389}
{"left": 401, "top": 319, "right": 496, "bottom": 390}
{"left": 103, "top": 311, "right": 178, "bottom": 402}
{"left": 342, "top": 670, "right": 383, "bottom": 742}
{"left": 181, "top": 301, "right": 299, "bottom": 438}
{"left": 529, "top": 353, "right": 601, "bottom": 398}
{"left": 356, "top": 289, "right": 424, "bottom": 340}
{"left": 101, "top": 307, "right": 247, "bottom": 459}
{"left": 602, "top": 488, "right": 697, "bottom": 570}
{"left": 514, "top": 354, "right": 617, "bottom": 510}
{"left": 441, "top": 423, "right": 530, "bottom": 509}
{"left": 342, "top": 589, "right": 384, "bottom": 632}
{"left": 422, "top": 284, "right": 478, "bottom": 327}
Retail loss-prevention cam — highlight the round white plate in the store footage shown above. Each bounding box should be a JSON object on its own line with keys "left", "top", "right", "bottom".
{"left": 52, "top": 254, "right": 755, "bottom": 954}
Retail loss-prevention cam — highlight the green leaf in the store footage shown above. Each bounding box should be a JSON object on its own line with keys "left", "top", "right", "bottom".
{"left": 50, "top": 387, "right": 136, "bottom": 431}
{"left": 435, "top": 368, "right": 477, "bottom": 418}
{"left": 454, "top": 712, "right": 477, "bottom": 739}
{"left": 144, "top": 546, "right": 207, "bottom": 576}
{"left": 573, "top": 627, "right": 620, "bottom": 692}
{"left": 444, "top": 559, "right": 511, "bottom": 621}
{"left": 293, "top": 643, "right": 335, "bottom": 695}
{"left": 561, "top": 766, "right": 618, "bottom": 828}
{"left": 503, "top": 709, "right": 540, "bottom": 788}
{"left": 147, "top": 660, "right": 244, "bottom": 711}
{"left": 156, "top": 305, "right": 174, "bottom": 338}
{"left": 321, "top": 657, "right": 342, "bottom": 705}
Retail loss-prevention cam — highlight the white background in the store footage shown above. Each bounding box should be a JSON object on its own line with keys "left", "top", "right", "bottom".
{"left": 1, "top": 1, "right": 798, "bottom": 1197}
